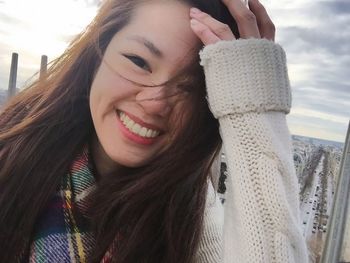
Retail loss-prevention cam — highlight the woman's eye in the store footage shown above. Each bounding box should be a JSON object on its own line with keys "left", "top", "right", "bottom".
{"left": 124, "top": 55, "right": 151, "bottom": 72}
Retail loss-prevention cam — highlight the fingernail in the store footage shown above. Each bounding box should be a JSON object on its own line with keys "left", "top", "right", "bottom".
{"left": 190, "top": 7, "right": 201, "bottom": 14}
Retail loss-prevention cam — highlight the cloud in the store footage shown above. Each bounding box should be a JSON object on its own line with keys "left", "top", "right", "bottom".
{"left": 58, "top": 33, "right": 79, "bottom": 44}
{"left": 81, "top": 0, "right": 102, "bottom": 7}
{"left": 291, "top": 108, "right": 348, "bottom": 125}
{"left": 0, "top": 0, "right": 348, "bottom": 142}
{"left": 292, "top": 94, "right": 350, "bottom": 119}
{"left": 266, "top": 0, "right": 350, "bottom": 142}
{"left": 0, "top": 12, "right": 27, "bottom": 27}
{"left": 318, "top": 0, "right": 350, "bottom": 15}
{"left": 280, "top": 26, "right": 350, "bottom": 56}
{"left": 0, "top": 0, "right": 98, "bottom": 90}
{"left": 287, "top": 114, "right": 348, "bottom": 143}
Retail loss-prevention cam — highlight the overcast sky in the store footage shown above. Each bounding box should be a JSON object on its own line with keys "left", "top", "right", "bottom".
{"left": 0, "top": 0, "right": 349, "bottom": 142}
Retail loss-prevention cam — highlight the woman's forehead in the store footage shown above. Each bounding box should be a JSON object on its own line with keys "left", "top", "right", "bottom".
{"left": 115, "top": 0, "right": 200, "bottom": 63}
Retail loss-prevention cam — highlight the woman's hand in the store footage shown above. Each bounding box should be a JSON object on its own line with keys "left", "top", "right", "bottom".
{"left": 189, "top": 0, "right": 275, "bottom": 45}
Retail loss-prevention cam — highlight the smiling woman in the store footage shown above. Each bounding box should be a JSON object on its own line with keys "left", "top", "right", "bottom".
{"left": 89, "top": 1, "right": 201, "bottom": 170}
{"left": 0, "top": 0, "right": 308, "bottom": 262}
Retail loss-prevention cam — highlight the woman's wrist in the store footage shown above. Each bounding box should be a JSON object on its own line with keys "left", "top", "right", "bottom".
{"left": 200, "top": 39, "right": 291, "bottom": 118}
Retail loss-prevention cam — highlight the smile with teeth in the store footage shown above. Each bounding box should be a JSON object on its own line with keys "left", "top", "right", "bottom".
{"left": 119, "top": 111, "right": 161, "bottom": 138}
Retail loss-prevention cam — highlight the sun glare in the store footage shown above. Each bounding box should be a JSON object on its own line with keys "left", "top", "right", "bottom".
{"left": 2, "top": 0, "right": 98, "bottom": 59}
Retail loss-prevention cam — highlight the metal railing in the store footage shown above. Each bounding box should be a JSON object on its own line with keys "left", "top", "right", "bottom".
{"left": 321, "top": 121, "right": 350, "bottom": 263}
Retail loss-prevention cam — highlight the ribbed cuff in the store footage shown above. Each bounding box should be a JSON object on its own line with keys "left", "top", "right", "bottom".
{"left": 200, "top": 39, "right": 291, "bottom": 118}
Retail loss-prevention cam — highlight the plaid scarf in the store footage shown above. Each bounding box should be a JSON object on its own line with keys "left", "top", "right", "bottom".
{"left": 27, "top": 148, "right": 113, "bottom": 263}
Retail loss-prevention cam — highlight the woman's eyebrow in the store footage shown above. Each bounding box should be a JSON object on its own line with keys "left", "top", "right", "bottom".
{"left": 127, "top": 35, "right": 163, "bottom": 58}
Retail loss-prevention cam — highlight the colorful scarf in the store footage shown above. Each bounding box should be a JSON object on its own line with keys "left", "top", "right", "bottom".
{"left": 27, "top": 148, "right": 113, "bottom": 263}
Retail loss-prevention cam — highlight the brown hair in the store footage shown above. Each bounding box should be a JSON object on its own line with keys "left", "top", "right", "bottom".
{"left": 0, "top": 0, "right": 238, "bottom": 262}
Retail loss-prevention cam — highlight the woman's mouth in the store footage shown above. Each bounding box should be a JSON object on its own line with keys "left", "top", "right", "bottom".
{"left": 115, "top": 110, "right": 162, "bottom": 145}
{"left": 118, "top": 111, "right": 161, "bottom": 138}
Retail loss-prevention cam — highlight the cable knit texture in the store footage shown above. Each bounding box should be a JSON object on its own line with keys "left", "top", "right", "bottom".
{"left": 196, "top": 39, "right": 309, "bottom": 263}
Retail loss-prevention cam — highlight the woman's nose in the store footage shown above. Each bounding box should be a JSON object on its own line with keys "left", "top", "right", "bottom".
{"left": 135, "top": 86, "right": 172, "bottom": 117}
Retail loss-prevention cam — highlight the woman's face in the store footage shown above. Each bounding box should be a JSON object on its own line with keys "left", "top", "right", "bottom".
{"left": 89, "top": 0, "right": 200, "bottom": 173}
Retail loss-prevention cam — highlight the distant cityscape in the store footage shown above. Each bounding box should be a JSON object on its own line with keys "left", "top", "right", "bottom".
{"left": 292, "top": 134, "right": 344, "bottom": 262}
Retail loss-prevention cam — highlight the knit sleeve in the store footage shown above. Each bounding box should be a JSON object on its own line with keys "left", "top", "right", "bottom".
{"left": 196, "top": 182, "right": 224, "bottom": 263}
{"left": 199, "top": 39, "right": 309, "bottom": 263}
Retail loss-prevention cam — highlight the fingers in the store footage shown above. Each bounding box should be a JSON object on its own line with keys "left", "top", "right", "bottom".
{"left": 248, "top": 0, "right": 275, "bottom": 41}
{"left": 190, "top": 18, "right": 222, "bottom": 45}
{"left": 190, "top": 8, "right": 236, "bottom": 42}
{"left": 222, "top": 0, "right": 261, "bottom": 39}
{"left": 190, "top": 0, "right": 276, "bottom": 45}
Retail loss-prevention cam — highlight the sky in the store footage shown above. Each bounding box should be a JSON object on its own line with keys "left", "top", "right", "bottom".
{"left": 0, "top": 0, "right": 349, "bottom": 142}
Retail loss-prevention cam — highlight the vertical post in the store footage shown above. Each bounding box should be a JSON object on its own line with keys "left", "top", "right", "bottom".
{"left": 8, "top": 52, "right": 18, "bottom": 98}
{"left": 321, "top": 121, "right": 350, "bottom": 263}
{"left": 40, "top": 55, "right": 48, "bottom": 79}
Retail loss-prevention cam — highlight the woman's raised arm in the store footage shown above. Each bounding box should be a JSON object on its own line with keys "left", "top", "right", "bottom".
{"left": 191, "top": 0, "right": 309, "bottom": 262}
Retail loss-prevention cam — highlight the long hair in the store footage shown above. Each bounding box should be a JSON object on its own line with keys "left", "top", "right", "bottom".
{"left": 0, "top": 0, "right": 238, "bottom": 262}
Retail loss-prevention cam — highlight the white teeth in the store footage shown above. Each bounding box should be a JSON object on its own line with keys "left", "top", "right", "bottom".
{"left": 146, "top": 129, "right": 153, "bottom": 138}
{"left": 131, "top": 123, "right": 141, "bottom": 134}
{"left": 118, "top": 111, "right": 160, "bottom": 138}
{"left": 120, "top": 113, "right": 126, "bottom": 122}
{"left": 140, "top": 127, "right": 147, "bottom": 137}
{"left": 126, "top": 119, "right": 133, "bottom": 129}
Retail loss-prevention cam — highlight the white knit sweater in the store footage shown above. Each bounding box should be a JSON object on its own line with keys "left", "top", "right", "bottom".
{"left": 196, "top": 39, "right": 309, "bottom": 263}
